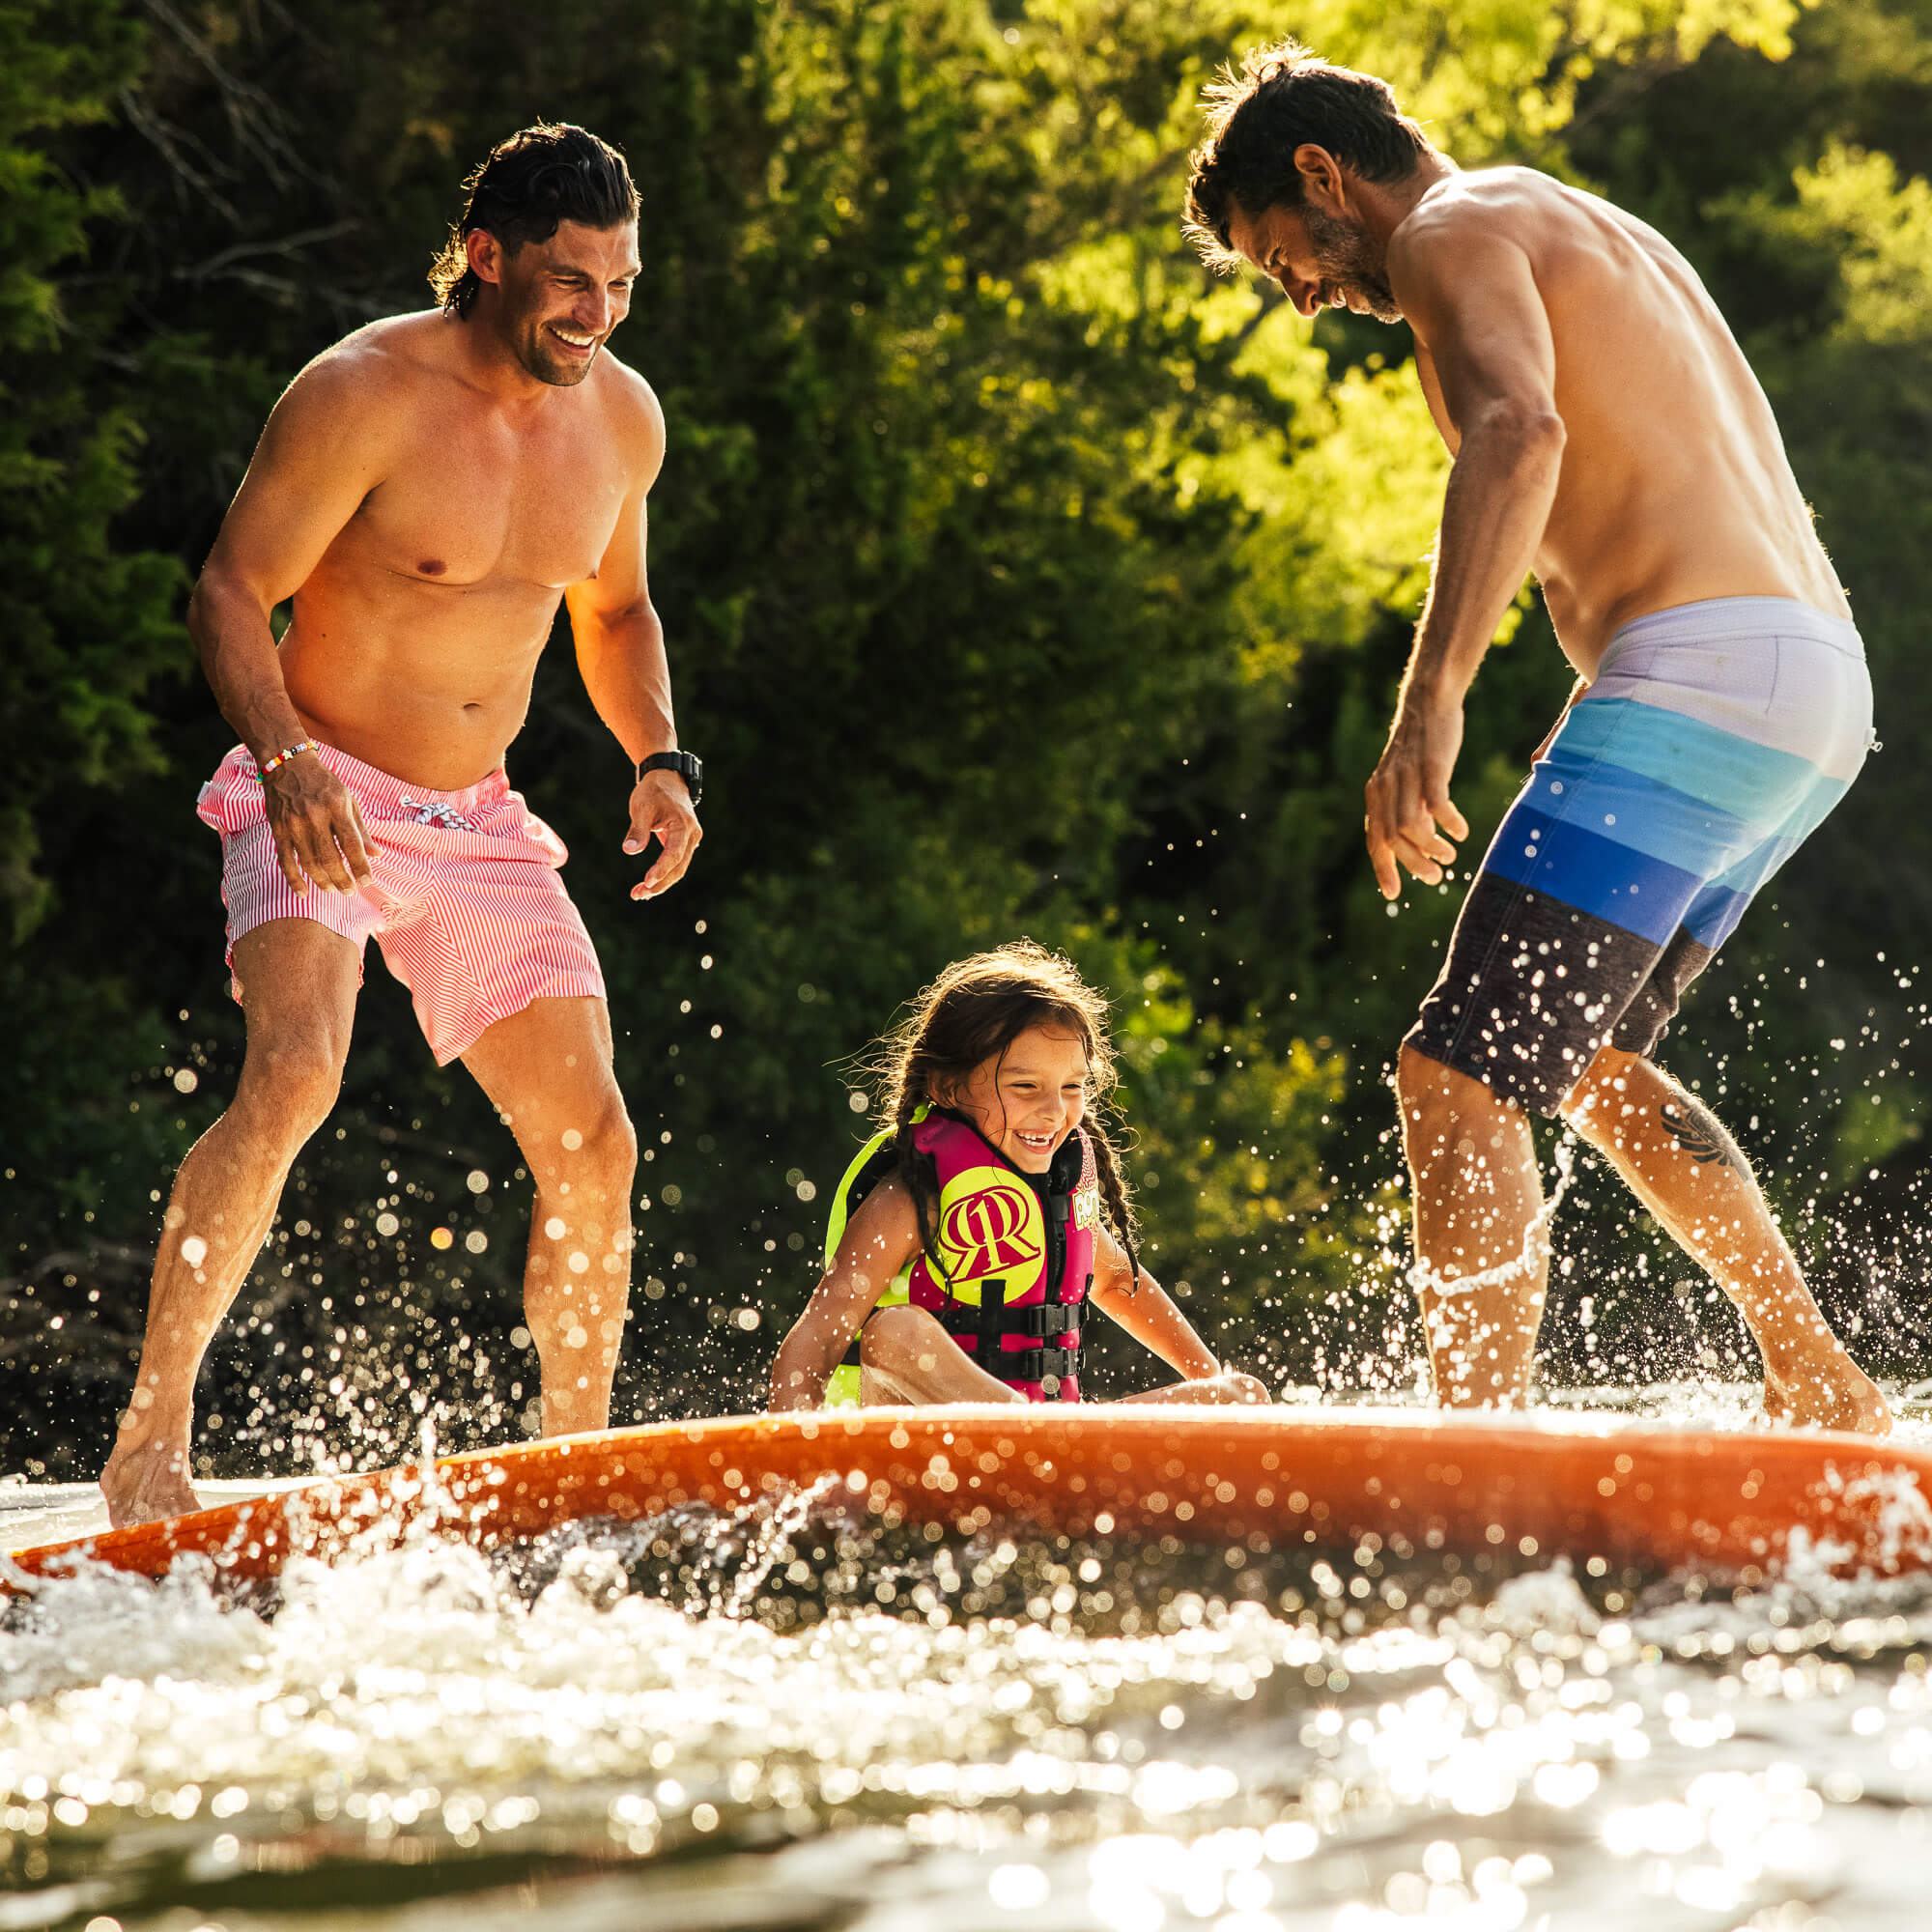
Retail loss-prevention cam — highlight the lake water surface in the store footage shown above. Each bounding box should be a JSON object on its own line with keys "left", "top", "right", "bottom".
{"left": 8, "top": 1387, "right": 1932, "bottom": 1931}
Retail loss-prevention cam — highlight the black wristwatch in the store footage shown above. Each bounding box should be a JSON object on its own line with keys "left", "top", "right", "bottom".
{"left": 637, "top": 750, "right": 702, "bottom": 807}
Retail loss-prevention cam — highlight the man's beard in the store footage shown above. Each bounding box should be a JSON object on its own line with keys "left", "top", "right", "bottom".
{"left": 1301, "top": 202, "right": 1401, "bottom": 323}
{"left": 514, "top": 314, "right": 599, "bottom": 387}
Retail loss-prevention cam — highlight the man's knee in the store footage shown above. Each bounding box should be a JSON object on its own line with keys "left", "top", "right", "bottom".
{"left": 1395, "top": 1041, "right": 1451, "bottom": 1115}
{"left": 1396, "top": 1042, "right": 1533, "bottom": 1172}
{"left": 238, "top": 1033, "right": 346, "bottom": 1147}
{"left": 1559, "top": 1042, "right": 1648, "bottom": 1137}
{"left": 575, "top": 1090, "right": 638, "bottom": 1192}
{"left": 523, "top": 1081, "right": 637, "bottom": 1195}
{"left": 1395, "top": 1042, "right": 1513, "bottom": 1127}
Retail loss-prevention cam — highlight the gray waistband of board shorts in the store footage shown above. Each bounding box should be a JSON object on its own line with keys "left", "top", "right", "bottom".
{"left": 1603, "top": 594, "right": 1864, "bottom": 663}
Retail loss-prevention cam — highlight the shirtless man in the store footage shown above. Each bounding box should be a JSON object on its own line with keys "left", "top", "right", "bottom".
{"left": 1185, "top": 44, "right": 1889, "bottom": 1432}
{"left": 100, "top": 124, "right": 703, "bottom": 1525}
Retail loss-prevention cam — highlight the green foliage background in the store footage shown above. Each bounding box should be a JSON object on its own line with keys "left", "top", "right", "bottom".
{"left": 3, "top": 0, "right": 1928, "bottom": 1477}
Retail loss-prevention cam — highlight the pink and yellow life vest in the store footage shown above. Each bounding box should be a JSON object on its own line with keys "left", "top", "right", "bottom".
{"left": 821, "top": 1107, "right": 1101, "bottom": 1406}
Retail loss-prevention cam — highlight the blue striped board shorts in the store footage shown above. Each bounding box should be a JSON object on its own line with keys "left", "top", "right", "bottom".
{"left": 1406, "top": 595, "right": 1872, "bottom": 1116}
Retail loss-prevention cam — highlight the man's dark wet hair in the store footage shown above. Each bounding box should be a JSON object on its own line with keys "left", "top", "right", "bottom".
{"left": 430, "top": 122, "right": 639, "bottom": 318}
{"left": 1183, "top": 42, "right": 1430, "bottom": 273}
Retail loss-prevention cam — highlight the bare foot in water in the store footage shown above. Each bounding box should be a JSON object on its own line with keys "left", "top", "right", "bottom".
{"left": 1762, "top": 1345, "right": 1891, "bottom": 1435}
{"left": 100, "top": 1428, "right": 201, "bottom": 1528}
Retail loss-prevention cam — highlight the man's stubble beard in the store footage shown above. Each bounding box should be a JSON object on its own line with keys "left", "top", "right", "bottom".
{"left": 496, "top": 284, "right": 598, "bottom": 387}
{"left": 516, "top": 318, "right": 598, "bottom": 388}
{"left": 1302, "top": 201, "right": 1402, "bottom": 324}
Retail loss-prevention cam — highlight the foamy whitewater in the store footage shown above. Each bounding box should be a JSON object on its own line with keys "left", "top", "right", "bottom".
{"left": 8, "top": 1388, "right": 1932, "bottom": 1930}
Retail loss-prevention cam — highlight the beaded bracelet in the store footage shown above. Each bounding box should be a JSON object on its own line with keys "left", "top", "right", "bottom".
{"left": 257, "top": 739, "right": 318, "bottom": 778}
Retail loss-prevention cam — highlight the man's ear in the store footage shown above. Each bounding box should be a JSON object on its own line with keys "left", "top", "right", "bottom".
{"left": 1293, "top": 143, "right": 1350, "bottom": 215}
{"left": 465, "top": 227, "right": 507, "bottom": 288}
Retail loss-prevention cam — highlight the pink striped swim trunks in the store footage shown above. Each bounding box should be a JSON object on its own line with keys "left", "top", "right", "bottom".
{"left": 198, "top": 742, "right": 606, "bottom": 1064}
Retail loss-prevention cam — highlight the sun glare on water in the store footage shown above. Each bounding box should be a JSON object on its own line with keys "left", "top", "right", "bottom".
{"left": 9, "top": 1415, "right": 1932, "bottom": 1930}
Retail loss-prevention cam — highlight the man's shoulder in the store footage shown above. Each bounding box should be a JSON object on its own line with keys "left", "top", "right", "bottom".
{"left": 593, "top": 350, "right": 665, "bottom": 433}
{"left": 589, "top": 350, "right": 667, "bottom": 477}
{"left": 1389, "top": 171, "right": 1598, "bottom": 327}
{"left": 1396, "top": 167, "right": 1629, "bottom": 269}
{"left": 1395, "top": 167, "right": 1563, "bottom": 251}
{"left": 285, "top": 312, "right": 451, "bottom": 418}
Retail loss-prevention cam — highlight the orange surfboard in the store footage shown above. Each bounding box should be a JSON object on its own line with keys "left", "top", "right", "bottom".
{"left": 10, "top": 1406, "right": 1932, "bottom": 1590}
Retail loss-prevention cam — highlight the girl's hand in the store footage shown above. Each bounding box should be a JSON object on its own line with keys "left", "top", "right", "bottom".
{"left": 1210, "top": 1369, "right": 1272, "bottom": 1405}
{"left": 1116, "top": 1367, "right": 1273, "bottom": 1406}
{"left": 1178, "top": 1369, "right": 1271, "bottom": 1405}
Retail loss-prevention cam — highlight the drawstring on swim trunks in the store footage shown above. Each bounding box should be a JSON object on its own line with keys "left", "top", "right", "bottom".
{"left": 400, "top": 797, "right": 481, "bottom": 833}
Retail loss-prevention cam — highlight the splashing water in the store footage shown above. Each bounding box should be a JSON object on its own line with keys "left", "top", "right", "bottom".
{"left": 9, "top": 1406, "right": 1932, "bottom": 1931}
{"left": 1406, "top": 1134, "right": 1582, "bottom": 1300}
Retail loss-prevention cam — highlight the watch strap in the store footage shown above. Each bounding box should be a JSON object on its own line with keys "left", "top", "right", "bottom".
{"left": 638, "top": 751, "right": 702, "bottom": 806}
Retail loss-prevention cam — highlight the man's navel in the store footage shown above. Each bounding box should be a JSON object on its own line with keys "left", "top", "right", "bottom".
{"left": 417, "top": 559, "right": 447, "bottom": 578}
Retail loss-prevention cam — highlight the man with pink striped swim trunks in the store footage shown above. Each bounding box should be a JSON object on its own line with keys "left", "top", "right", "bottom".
{"left": 101, "top": 125, "right": 702, "bottom": 1526}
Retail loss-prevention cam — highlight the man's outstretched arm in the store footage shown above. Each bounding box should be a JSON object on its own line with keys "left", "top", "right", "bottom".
{"left": 563, "top": 378, "right": 701, "bottom": 901}
{"left": 1366, "top": 218, "right": 1567, "bottom": 899}
{"left": 190, "top": 355, "right": 389, "bottom": 895}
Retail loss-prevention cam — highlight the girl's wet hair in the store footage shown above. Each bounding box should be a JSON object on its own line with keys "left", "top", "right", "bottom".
{"left": 865, "top": 939, "right": 1142, "bottom": 1293}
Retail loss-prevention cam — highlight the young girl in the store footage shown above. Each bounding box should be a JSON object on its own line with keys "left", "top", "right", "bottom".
{"left": 769, "top": 941, "right": 1269, "bottom": 1410}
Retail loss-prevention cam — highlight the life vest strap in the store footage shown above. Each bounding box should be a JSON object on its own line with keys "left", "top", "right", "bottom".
{"left": 839, "top": 1299, "right": 1080, "bottom": 1374}
{"left": 941, "top": 1273, "right": 1084, "bottom": 1397}
{"left": 935, "top": 1298, "right": 1079, "bottom": 1342}
{"left": 979, "top": 1341, "right": 1082, "bottom": 1395}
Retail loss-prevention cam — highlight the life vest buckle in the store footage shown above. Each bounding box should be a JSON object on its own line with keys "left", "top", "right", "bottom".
{"left": 936, "top": 1298, "right": 1078, "bottom": 1343}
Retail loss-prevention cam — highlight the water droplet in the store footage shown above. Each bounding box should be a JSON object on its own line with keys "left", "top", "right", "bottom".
{"left": 988, "top": 1865, "right": 1049, "bottom": 1909}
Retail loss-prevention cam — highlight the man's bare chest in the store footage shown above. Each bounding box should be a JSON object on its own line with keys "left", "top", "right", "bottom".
{"left": 343, "top": 412, "right": 628, "bottom": 592}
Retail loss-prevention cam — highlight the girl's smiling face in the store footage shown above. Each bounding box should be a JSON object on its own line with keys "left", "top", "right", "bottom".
{"left": 942, "top": 1024, "right": 1092, "bottom": 1173}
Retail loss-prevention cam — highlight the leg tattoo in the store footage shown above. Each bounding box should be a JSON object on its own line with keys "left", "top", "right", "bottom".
{"left": 1658, "top": 1096, "right": 1741, "bottom": 1170}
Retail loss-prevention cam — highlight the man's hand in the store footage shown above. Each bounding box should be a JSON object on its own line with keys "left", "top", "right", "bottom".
{"left": 1365, "top": 694, "right": 1470, "bottom": 900}
{"left": 624, "top": 769, "right": 702, "bottom": 899}
{"left": 265, "top": 755, "right": 374, "bottom": 895}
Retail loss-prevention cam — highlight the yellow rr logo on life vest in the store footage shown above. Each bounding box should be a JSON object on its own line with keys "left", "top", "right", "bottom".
{"left": 935, "top": 1163, "right": 1045, "bottom": 1301}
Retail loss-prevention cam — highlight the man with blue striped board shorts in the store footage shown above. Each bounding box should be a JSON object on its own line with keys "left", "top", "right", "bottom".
{"left": 1187, "top": 43, "right": 1889, "bottom": 1430}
